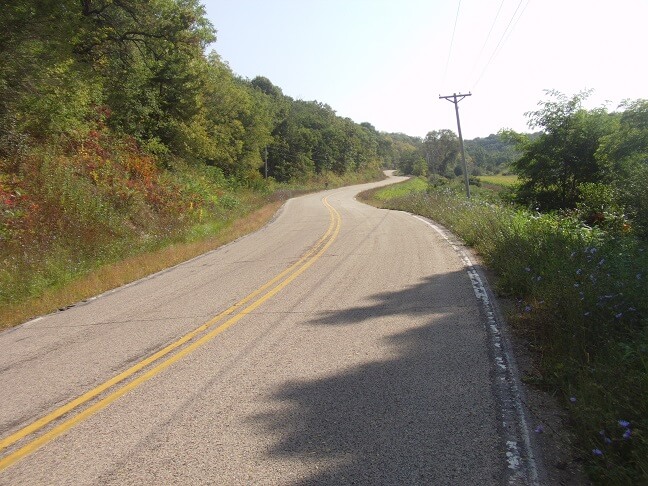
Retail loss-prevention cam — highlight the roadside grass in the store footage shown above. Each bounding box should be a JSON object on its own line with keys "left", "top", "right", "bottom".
{"left": 360, "top": 179, "right": 648, "bottom": 485}
{"left": 370, "top": 176, "right": 427, "bottom": 201}
{"left": 0, "top": 199, "right": 283, "bottom": 330}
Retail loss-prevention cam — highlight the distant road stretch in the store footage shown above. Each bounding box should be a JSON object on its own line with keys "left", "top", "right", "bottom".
{"left": 0, "top": 172, "right": 539, "bottom": 485}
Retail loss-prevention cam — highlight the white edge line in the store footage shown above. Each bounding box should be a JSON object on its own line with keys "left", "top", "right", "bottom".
{"left": 412, "top": 214, "right": 541, "bottom": 485}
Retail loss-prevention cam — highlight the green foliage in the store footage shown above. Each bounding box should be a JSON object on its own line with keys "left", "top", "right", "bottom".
{"left": 511, "top": 90, "right": 616, "bottom": 210}
{"left": 370, "top": 181, "right": 648, "bottom": 484}
{"left": 464, "top": 133, "right": 521, "bottom": 174}
{"left": 423, "top": 129, "right": 458, "bottom": 177}
{"left": 597, "top": 99, "right": 648, "bottom": 238}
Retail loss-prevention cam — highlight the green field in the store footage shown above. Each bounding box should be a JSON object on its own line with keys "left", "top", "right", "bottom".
{"left": 477, "top": 175, "right": 519, "bottom": 187}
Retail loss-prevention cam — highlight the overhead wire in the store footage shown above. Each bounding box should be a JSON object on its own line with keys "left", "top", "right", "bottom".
{"left": 442, "top": 0, "right": 462, "bottom": 90}
{"left": 469, "top": 0, "right": 506, "bottom": 79}
{"left": 472, "top": 0, "right": 530, "bottom": 90}
{"left": 494, "top": 0, "right": 531, "bottom": 63}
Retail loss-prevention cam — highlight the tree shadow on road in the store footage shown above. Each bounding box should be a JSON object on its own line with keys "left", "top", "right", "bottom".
{"left": 249, "top": 271, "right": 504, "bottom": 485}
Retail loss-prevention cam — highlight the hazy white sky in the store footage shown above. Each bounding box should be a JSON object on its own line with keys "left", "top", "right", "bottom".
{"left": 202, "top": 0, "right": 648, "bottom": 139}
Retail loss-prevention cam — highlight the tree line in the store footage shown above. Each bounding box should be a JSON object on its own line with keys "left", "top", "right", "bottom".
{"left": 393, "top": 129, "right": 521, "bottom": 178}
{"left": 0, "top": 1, "right": 415, "bottom": 186}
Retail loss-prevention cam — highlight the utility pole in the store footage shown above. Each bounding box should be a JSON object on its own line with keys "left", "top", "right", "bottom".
{"left": 439, "top": 92, "right": 472, "bottom": 198}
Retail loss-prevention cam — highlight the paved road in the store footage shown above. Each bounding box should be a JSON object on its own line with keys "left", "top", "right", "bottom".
{"left": 0, "top": 173, "right": 538, "bottom": 484}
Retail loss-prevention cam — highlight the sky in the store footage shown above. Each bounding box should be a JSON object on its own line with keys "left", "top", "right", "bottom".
{"left": 201, "top": 0, "right": 648, "bottom": 139}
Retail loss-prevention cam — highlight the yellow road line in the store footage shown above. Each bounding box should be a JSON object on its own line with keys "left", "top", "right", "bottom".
{"left": 1, "top": 199, "right": 336, "bottom": 453}
{"left": 0, "top": 197, "right": 341, "bottom": 471}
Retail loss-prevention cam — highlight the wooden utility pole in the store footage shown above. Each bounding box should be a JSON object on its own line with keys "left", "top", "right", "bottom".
{"left": 439, "top": 92, "right": 472, "bottom": 198}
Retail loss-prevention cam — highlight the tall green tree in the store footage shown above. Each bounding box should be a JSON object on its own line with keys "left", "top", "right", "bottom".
{"left": 423, "top": 130, "right": 459, "bottom": 177}
{"left": 510, "top": 90, "right": 616, "bottom": 210}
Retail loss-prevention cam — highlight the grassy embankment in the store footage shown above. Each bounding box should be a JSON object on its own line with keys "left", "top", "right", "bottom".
{"left": 0, "top": 133, "right": 382, "bottom": 330}
{"left": 361, "top": 177, "right": 647, "bottom": 485}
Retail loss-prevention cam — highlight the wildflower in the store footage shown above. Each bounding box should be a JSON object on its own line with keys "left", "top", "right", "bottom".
{"left": 574, "top": 283, "right": 580, "bottom": 288}
{"left": 536, "top": 276, "right": 542, "bottom": 282}
{"left": 569, "top": 396, "right": 577, "bottom": 403}
{"left": 525, "top": 267, "right": 531, "bottom": 272}
{"left": 615, "top": 312, "right": 623, "bottom": 319}
{"left": 584, "top": 312, "right": 590, "bottom": 316}
{"left": 623, "top": 429, "right": 632, "bottom": 440}
{"left": 598, "top": 258, "right": 605, "bottom": 266}
{"left": 637, "top": 273, "right": 642, "bottom": 280}
{"left": 524, "top": 305, "right": 532, "bottom": 313}
{"left": 534, "top": 425, "right": 544, "bottom": 433}
{"left": 592, "top": 449, "right": 603, "bottom": 456}
{"left": 604, "top": 437, "right": 612, "bottom": 445}
{"left": 618, "top": 420, "right": 630, "bottom": 428}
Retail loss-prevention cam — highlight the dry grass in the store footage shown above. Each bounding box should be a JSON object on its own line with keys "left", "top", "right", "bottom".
{"left": 0, "top": 201, "right": 283, "bottom": 330}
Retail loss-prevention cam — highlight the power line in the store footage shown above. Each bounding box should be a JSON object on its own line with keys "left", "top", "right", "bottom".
{"left": 470, "top": 0, "right": 506, "bottom": 78}
{"left": 472, "top": 0, "right": 530, "bottom": 90}
{"left": 442, "top": 0, "right": 462, "bottom": 88}
{"left": 495, "top": 0, "right": 531, "bottom": 61}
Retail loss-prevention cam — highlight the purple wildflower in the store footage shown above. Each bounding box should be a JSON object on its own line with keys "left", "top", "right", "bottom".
{"left": 618, "top": 420, "right": 630, "bottom": 428}
{"left": 604, "top": 437, "right": 612, "bottom": 445}
{"left": 534, "top": 425, "right": 544, "bottom": 433}
{"left": 569, "top": 396, "right": 577, "bottom": 403}
{"left": 592, "top": 449, "right": 604, "bottom": 456}
{"left": 623, "top": 429, "right": 632, "bottom": 440}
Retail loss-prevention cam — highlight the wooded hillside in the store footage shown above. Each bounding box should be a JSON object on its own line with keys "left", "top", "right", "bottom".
{"left": 0, "top": 1, "right": 417, "bottom": 319}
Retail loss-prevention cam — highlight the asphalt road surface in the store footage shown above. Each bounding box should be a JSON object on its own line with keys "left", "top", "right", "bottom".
{"left": 0, "top": 172, "right": 540, "bottom": 485}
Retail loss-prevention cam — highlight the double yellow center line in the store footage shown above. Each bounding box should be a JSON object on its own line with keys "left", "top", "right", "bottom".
{"left": 0, "top": 197, "right": 341, "bottom": 471}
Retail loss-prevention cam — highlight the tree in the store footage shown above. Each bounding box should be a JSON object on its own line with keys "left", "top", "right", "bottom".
{"left": 510, "top": 90, "right": 616, "bottom": 210}
{"left": 423, "top": 130, "right": 459, "bottom": 177}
